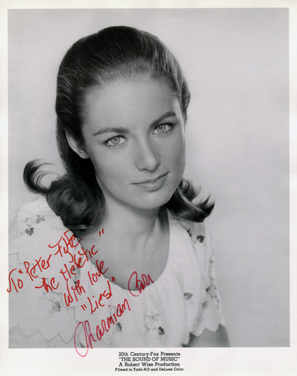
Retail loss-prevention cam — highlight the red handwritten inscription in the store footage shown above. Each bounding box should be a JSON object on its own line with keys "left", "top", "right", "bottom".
{"left": 49, "top": 230, "right": 81, "bottom": 263}
{"left": 59, "top": 263, "right": 77, "bottom": 281}
{"left": 8, "top": 227, "right": 154, "bottom": 357}
{"left": 35, "top": 277, "right": 59, "bottom": 292}
{"left": 74, "top": 298, "right": 131, "bottom": 357}
{"left": 87, "top": 280, "right": 112, "bottom": 314}
{"left": 77, "top": 245, "right": 98, "bottom": 261}
{"left": 128, "top": 271, "right": 154, "bottom": 297}
{"left": 63, "top": 279, "right": 86, "bottom": 307}
{"left": 23, "top": 254, "right": 52, "bottom": 281}
{"left": 8, "top": 228, "right": 104, "bottom": 294}
{"left": 7, "top": 269, "right": 23, "bottom": 293}
{"left": 87, "top": 260, "right": 109, "bottom": 286}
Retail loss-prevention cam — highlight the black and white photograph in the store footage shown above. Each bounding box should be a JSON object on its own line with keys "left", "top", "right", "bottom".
{"left": 1, "top": 1, "right": 296, "bottom": 375}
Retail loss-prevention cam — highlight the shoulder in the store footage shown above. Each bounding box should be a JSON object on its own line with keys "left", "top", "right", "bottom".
{"left": 10, "top": 196, "right": 65, "bottom": 244}
{"left": 9, "top": 196, "right": 69, "bottom": 276}
{"left": 173, "top": 216, "right": 208, "bottom": 246}
{"left": 167, "top": 215, "right": 226, "bottom": 340}
{"left": 9, "top": 197, "right": 79, "bottom": 345}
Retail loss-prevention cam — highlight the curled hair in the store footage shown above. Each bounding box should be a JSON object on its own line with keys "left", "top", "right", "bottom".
{"left": 24, "top": 26, "right": 213, "bottom": 237}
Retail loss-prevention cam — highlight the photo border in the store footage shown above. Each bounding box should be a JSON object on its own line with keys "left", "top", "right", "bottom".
{"left": 1, "top": 1, "right": 296, "bottom": 375}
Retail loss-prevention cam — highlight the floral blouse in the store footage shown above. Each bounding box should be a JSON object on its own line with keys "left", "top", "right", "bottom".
{"left": 9, "top": 196, "right": 225, "bottom": 348}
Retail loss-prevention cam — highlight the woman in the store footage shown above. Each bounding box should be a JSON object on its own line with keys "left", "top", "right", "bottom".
{"left": 9, "top": 26, "right": 229, "bottom": 350}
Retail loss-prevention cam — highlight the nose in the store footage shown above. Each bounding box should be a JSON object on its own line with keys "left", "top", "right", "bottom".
{"left": 135, "top": 139, "right": 160, "bottom": 172}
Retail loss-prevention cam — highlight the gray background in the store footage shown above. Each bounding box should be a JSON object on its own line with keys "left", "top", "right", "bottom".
{"left": 9, "top": 8, "right": 289, "bottom": 347}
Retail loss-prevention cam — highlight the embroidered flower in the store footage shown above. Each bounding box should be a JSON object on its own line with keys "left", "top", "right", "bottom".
{"left": 36, "top": 215, "right": 46, "bottom": 224}
{"left": 72, "top": 267, "right": 81, "bottom": 285}
{"left": 116, "top": 323, "right": 122, "bottom": 332}
{"left": 145, "top": 312, "right": 160, "bottom": 331}
{"left": 184, "top": 292, "right": 193, "bottom": 301}
{"left": 45, "top": 291, "right": 63, "bottom": 318}
{"left": 158, "top": 326, "right": 165, "bottom": 335}
{"left": 25, "top": 227, "right": 34, "bottom": 236}
{"left": 196, "top": 235, "right": 204, "bottom": 243}
{"left": 186, "top": 227, "right": 205, "bottom": 247}
{"left": 52, "top": 301, "right": 61, "bottom": 312}
{"left": 18, "top": 215, "right": 46, "bottom": 238}
{"left": 184, "top": 292, "right": 194, "bottom": 307}
{"left": 187, "top": 228, "right": 203, "bottom": 247}
{"left": 186, "top": 229, "right": 192, "bottom": 238}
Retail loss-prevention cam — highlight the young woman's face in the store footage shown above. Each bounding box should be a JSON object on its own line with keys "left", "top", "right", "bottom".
{"left": 78, "top": 75, "right": 186, "bottom": 212}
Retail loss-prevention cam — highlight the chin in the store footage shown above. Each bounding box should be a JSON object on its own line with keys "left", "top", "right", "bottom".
{"left": 132, "top": 190, "right": 175, "bottom": 211}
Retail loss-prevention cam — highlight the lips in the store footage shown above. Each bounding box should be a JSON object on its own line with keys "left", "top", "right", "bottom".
{"left": 135, "top": 173, "right": 168, "bottom": 185}
{"left": 133, "top": 173, "right": 168, "bottom": 191}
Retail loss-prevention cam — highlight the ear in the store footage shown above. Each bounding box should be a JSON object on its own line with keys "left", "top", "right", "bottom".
{"left": 66, "top": 132, "right": 89, "bottom": 159}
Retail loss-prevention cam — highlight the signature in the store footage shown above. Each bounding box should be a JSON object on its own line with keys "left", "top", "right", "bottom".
{"left": 128, "top": 271, "right": 154, "bottom": 297}
{"left": 74, "top": 298, "right": 131, "bottom": 357}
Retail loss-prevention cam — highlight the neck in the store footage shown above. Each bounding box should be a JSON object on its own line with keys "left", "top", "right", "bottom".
{"left": 101, "top": 194, "right": 167, "bottom": 250}
{"left": 103, "top": 198, "right": 162, "bottom": 240}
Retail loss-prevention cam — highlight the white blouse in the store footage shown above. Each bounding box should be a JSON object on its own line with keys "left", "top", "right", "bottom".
{"left": 9, "top": 196, "right": 225, "bottom": 349}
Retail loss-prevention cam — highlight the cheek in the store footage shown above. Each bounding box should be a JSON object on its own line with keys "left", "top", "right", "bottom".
{"left": 163, "top": 135, "right": 186, "bottom": 176}
{"left": 94, "top": 161, "right": 125, "bottom": 186}
{"left": 173, "top": 150, "right": 186, "bottom": 179}
{"left": 86, "top": 149, "right": 123, "bottom": 184}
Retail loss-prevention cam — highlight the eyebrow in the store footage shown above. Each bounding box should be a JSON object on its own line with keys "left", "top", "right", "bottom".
{"left": 93, "top": 111, "right": 177, "bottom": 136}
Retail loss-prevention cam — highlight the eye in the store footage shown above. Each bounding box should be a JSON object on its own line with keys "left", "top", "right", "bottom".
{"left": 105, "top": 136, "right": 126, "bottom": 147}
{"left": 153, "top": 123, "right": 173, "bottom": 135}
